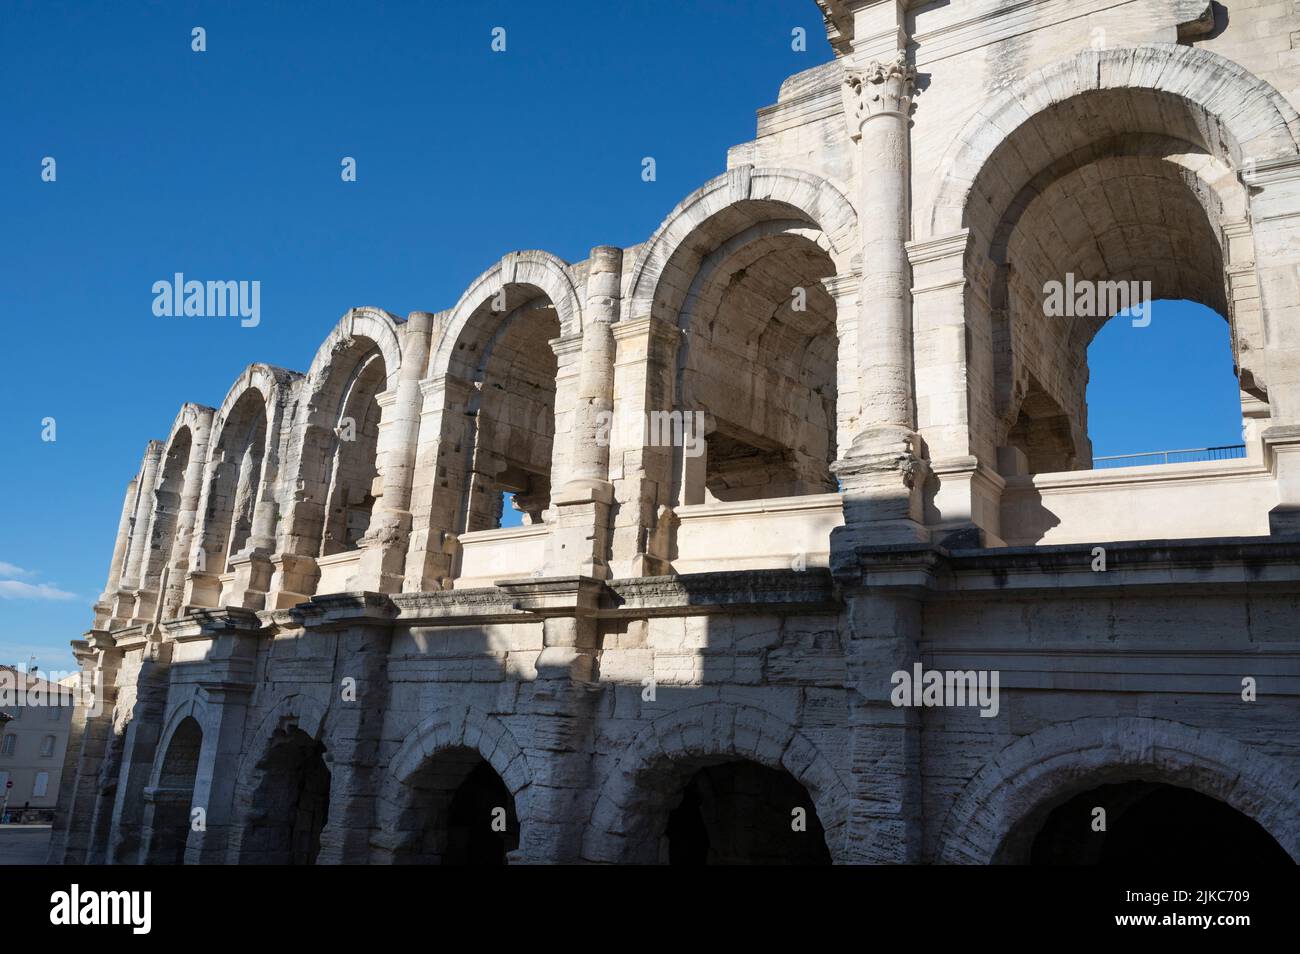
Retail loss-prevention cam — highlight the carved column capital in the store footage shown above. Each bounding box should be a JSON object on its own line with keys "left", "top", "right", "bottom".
{"left": 841, "top": 51, "right": 916, "bottom": 140}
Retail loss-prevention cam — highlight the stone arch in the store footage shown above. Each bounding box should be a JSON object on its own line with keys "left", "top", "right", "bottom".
{"left": 921, "top": 45, "right": 1300, "bottom": 472}
{"left": 386, "top": 705, "right": 533, "bottom": 810}
{"left": 937, "top": 717, "right": 1300, "bottom": 864}
{"left": 427, "top": 252, "right": 578, "bottom": 534}
{"left": 210, "top": 363, "right": 297, "bottom": 439}
{"left": 229, "top": 692, "right": 333, "bottom": 865}
{"left": 189, "top": 364, "right": 298, "bottom": 597}
{"left": 428, "top": 250, "right": 582, "bottom": 380}
{"left": 623, "top": 167, "right": 858, "bottom": 517}
{"left": 285, "top": 309, "right": 404, "bottom": 563}
{"left": 142, "top": 710, "right": 205, "bottom": 864}
{"left": 303, "top": 307, "right": 404, "bottom": 394}
{"left": 234, "top": 692, "right": 331, "bottom": 786}
{"left": 625, "top": 164, "right": 859, "bottom": 322}
{"left": 377, "top": 705, "right": 533, "bottom": 863}
{"left": 582, "top": 703, "right": 851, "bottom": 864}
{"left": 151, "top": 694, "right": 213, "bottom": 782}
{"left": 142, "top": 403, "right": 215, "bottom": 619}
{"left": 926, "top": 44, "right": 1300, "bottom": 237}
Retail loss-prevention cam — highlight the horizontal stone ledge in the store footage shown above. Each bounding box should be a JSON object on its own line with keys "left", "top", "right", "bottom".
{"left": 603, "top": 569, "right": 840, "bottom": 616}
{"left": 843, "top": 535, "right": 1300, "bottom": 595}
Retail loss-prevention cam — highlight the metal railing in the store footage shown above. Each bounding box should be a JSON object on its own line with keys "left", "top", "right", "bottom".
{"left": 1091, "top": 444, "right": 1246, "bottom": 469}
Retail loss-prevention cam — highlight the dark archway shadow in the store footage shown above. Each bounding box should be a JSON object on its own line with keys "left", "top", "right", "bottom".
{"left": 388, "top": 746, "right": 520, "bottom": 865}
{"left": 663, "top": 760, "right": 831, "bottom": 865}
{"left": 239, "top": 727, "right": 330, "bottom": 865}
{"left": 1010, "top": 780, "right": 1293, "bottom": 865}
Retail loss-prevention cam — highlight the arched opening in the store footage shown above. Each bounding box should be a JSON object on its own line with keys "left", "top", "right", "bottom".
{"left": 239, "top": 727, "right": 330, "bottom": 865}
{"left": 957, "top": 87, "right": 1253, "bottom": 477}
{"left": 662, "top": 760, "right": 831, "bottom": 865}
{"left": 388, "top": 747, "right": 519, "bottom": 865}
{"left": 454, "top": 291, "right": 561, "bottom": 532}
{"left": 140, "top": 427, "right": 192, "bottom": 610}
{"left": 655, "top": 213, "right": 841, "bottom": 505}
{"left": 202, "top": 389, "right": 268, "bottom": 572}
{"left": 1006, "top": 780, "right": 1291, "bottom": 865}
{"left": 145, "top": 716, "right": 201, "bottom": 864}
{"left": 1086, "top": 301, "right": 1244, "bottom": 466}
{"left": 318, "top": 348, "right": 386, "bottom": 556}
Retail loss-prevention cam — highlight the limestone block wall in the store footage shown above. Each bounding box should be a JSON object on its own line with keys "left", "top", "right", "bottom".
{"left": 50, "top": 1, "right": 1300, "bottom": 865}
{"left": 49, "top": 543, "right": 1300, "bottom": 865}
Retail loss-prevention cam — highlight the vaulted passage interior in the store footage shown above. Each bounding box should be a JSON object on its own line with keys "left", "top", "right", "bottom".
{"left": 453, "top": 290, "right": 561, "bottom": 532}
{"left": 141, "top": 427, "right": 192, "bottom": 612}
{"left": 963, "top": 87, "right": 1251, "bottom": 475}
{"left": 1004, "top": 781, "right": 1291, "bottom": 865}
{"left": 387, "top": 747, "right": 519, "bottom": 865}
{"left": 655, "top": 206, "right": 842, "bottom": 506}
{"left": 238, "top": 728, "right": 330, "bottom": 865}
{"left": 145, "top": 716, "right": 202, "bottom": 865}
{"left": 302, "top": 339, "right": 388, "bottom": 557}
{"left": 663, "top": 760, "right": 831, "bottom": 865}
{"left": 202, "top": 390, "right": 269, "bottom": 572}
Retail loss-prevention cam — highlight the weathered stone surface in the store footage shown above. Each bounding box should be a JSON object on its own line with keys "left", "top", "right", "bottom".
{"left": 52, "top": 2, "right": 1300, "bottom": 864}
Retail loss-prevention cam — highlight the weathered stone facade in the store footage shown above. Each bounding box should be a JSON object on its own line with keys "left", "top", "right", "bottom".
{"left": 51, "top": 1, "right": 1300, "bottom": 864}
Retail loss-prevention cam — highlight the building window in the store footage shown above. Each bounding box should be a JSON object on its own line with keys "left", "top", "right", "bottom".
{"left": 1, "top": 735, "right": 15, "bottom": 756}
{"left": 33, "top": 771, "right": 49, "bottom": 798}
{"left": 40, "top": 735, "right": 56, "bottom": 758}
{"left": 48, "top": 705, "right": 62, "bottom": 721}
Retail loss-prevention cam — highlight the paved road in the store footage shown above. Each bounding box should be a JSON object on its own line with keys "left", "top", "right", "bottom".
{"left": 0, "top": 825, "right": 52, "bottom": 864}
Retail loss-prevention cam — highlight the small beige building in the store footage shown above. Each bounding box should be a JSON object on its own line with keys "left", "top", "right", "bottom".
{"left": 0, "top": 668, "right": 73, "bottom": 822}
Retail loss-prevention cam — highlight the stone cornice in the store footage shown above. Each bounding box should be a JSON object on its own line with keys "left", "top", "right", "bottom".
{"left": 906, "top": 230, "right": 970, "bottom": 266}
{"left": 603, "top": 569, "right": 840, "bottom": 616}
{"left": 162, "top": 606, "right": 263, "bottom": 642}
{"left": 842, "top": 536, "right": 1300, "bottom": 597}
{"left": 1241, "top": 155, "right": 1300, "bottom": 187}
{"left": 286, "top": 591, "right": 399, "bottom": 630}
{"left": 392, "top": 588, "right": 527, "bottom": 624}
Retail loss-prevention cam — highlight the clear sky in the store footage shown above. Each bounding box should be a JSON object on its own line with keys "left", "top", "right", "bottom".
{"left": 0, "top": 1, "right": 1242, "bottom": 674}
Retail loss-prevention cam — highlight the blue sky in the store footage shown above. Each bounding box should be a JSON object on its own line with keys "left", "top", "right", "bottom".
{"left": 0, "top": 1, "right": 1241, "bottom": 674}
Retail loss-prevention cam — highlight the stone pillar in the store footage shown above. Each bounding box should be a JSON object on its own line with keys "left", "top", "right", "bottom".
{"left": 496, "top": 578, "right": 603, "bottom": 863}
{"left": 545, "top": 247, "right": 623, "bottom": 579}
{"left": 838, "top": 553, "right": 931, "bottom": 863}
{"left": 1265, "top": 425, "right": 1300, "bottom": 534}
{"left": 226, "top": 391, "right": 289, "bottom": 610}
{"left": 607, "top": 316, "right": 681, "bottom": 577}
{"left": 182, "top": 447, "right": 226, "bottom": 610}
{"left": 831, "top": 44, "right": 928, "bottom": 553}
{"left": 302, "top": 596, "right": 396, "bottom": 864}
{"left": 112, "top": 443, "right": 163, "bottom": 625}
{"left": 93, "top": 480, "right": 139, "bottom": 630}
{"left": 350, "top": 311, "right": 435, "bottom": 593}
{"left": 823, "top": 274, "right": 862, "bottom": 458}
{"left": 1243, "top": 158, "right": 1300, "bottom": 427}
{"left": 106, "top": 634, "right": 175, "bottom": 864}
{"left": 47, "top": 636, "right": 121, "bottom": 864}
{"left": 907, "top": 230, "right": 1005, "bottom": 545}
{"left": 403, "top": 374, "right": 475, "bottom": 591}
{"left": 161, "top": 412, "right": 213, "bottom": 620}
{"left": 672, "top": 411, "right": 713, "bottom": 507}
{"left": 143, "top": 610, "right": 260, "bottom": 863}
